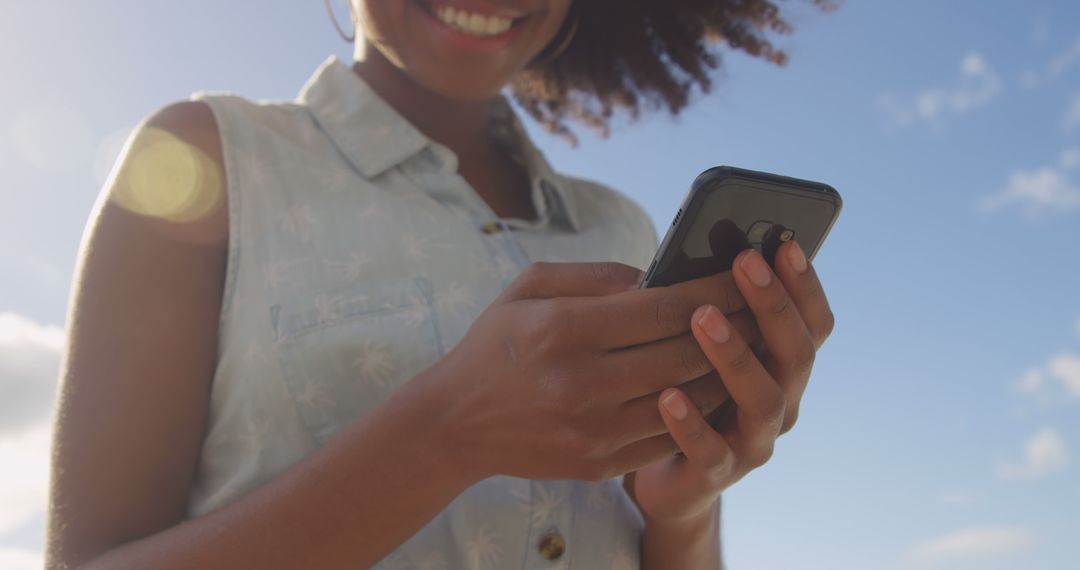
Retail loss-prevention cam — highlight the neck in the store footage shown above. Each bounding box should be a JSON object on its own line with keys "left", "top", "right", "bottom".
{"left": 351, "top": 42, "right": 495, "bottom": 164}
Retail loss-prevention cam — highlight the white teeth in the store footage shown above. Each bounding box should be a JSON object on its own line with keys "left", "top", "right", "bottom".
{"left": 484, "top": 17, "right": 506, "bottom": 34}
{"left": 432, "top": 3, "right": 513, "bottom": 36}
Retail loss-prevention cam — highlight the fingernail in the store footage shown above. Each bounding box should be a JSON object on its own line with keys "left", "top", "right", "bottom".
{"left": 697, "top": 305, "right": 730, "bottom": 343}
{"left": 787, "top": 241, "right": 808, "bottom": 274}
{"left": 661, "top": 391, "right": 688, "bottom": 420}
{"left": 740, "top": 250, "right": 773, "bottom": 287}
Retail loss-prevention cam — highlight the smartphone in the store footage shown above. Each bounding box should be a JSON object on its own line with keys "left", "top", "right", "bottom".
{"left": 640, "top": 166, "right": 842, "bottom": 288}
{"left": 641, "top": 166, "right": 841, "bottom": 436}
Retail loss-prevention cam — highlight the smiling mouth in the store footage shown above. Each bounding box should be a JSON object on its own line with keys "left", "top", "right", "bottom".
{"left": 415, "top": 0, "right": 529, "bottom": 37}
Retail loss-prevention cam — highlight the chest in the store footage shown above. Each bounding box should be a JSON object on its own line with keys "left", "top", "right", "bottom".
{"left": 248, "top": 161, "right": 633, "bottom": 446}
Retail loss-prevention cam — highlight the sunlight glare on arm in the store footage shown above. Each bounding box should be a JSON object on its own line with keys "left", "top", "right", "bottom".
{"left": 109, "top": 127, "right": 222, "bottom": 226}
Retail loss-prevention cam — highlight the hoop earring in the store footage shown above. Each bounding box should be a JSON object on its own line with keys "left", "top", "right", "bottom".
{"left": 323, "top": 0, "right": 356, "bottom": 43}
{"left": 533, "top": 2, "right": 579, "bottom": 65}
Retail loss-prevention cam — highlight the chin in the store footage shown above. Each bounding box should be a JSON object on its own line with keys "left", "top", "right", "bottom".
{"left": 403, "top": 60, "right": 514, "bottom": 103}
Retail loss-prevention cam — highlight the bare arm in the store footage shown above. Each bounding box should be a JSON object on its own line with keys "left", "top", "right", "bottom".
{"left": 46, "top": 101, "right": 478, "bottom": 569}
{"left": 47, "top": 101, "right": 780, "bottom": 570}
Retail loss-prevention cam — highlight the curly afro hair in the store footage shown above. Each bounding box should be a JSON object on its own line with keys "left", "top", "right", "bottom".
{"left": 509, "top": 0, "right": 836, "bottom": 143}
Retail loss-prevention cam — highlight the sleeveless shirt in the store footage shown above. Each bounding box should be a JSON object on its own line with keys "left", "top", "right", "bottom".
{"left": 185, "top": 54, "right": 659, "bottom": 569}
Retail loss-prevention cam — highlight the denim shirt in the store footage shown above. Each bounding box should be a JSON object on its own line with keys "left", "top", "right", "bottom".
{"left": 186, "top": 54, "right": 659, "bottom": 569}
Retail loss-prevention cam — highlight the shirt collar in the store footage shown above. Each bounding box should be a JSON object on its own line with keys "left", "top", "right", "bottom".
{"left": 487, "top": 95, "right": 582, "bottom": 232}
{"left": 298, "top": 55, "right": 581, "bottom": 232}
{"left": 298, "top": 55, "right": 429, "bottom": 180}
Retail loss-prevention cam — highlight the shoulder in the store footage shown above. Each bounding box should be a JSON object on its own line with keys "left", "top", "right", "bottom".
{"left": 107, "top": 100, "right": 229, "bottom": 246}
{"left": 143, "top": 100, "right": 224, "bottom": 175}
{"left": 188, "top": 90, "right": 316, "bottom": 144}
{"left": 144, "top": 99, "right": 220, "bottom": 141}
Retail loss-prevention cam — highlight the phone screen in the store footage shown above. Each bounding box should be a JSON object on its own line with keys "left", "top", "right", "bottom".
{"left": 643, "top": 169, "right": 841, "bottom": 288}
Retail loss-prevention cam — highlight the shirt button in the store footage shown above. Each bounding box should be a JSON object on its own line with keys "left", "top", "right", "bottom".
{"left": 481, "top": 221, "right": 503, "bottom": 234}
{"left": 538, "top": 531, "right": 565, "bottom": 560}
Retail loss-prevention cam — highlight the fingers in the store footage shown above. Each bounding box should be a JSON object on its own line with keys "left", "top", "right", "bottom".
{"left": 690, "top": 305, "right": 785, "bottom": 458}
{"left": 605, "top": 433, "right": 680, "bottom": 477}
{"left": 604, "top": 368, "right": 736, "bottom": 453}
{"left": 609, "top": 395, "right": 669, "bottom": 445}
{"left": 500, "top": 262, "right": 643, "bottom": 302}
{"left": 639, "top": 307, "right": 788, "bottom": 486}
{"left": 774, "top": 240, "right": 835, "bottom": 350}
{"left": 607, "top": 334, "right": 713, "bottom": 397}
{"left": 731, "top": 248, "right": 816, "bottom": 403}
{"left": 678, "top": 371, "right": 732, "bottom": 424}
{"left": 579, "top": 271, "right": 748, "bottom": 349}
{"left": 657, "top": 388, "right": 735, "bottom": 474}
{"left": 602, "top": 310, "right": 758, "bottom": 401}
{"left": 621, "top": 370, "right": 735, "bottom": 437}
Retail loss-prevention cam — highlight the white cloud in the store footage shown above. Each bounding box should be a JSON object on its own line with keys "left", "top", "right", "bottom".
{"left": 0, "top": 548, "right": 44, "bottom": 570}
{"left": 980, "top": 165, "right": 1080, "bottom": 217}
{"left": 1017, "top": 347, "right": 1080, "bottom": 401}
{"left": 878, "top": 51, "right": 1002, "bottom": 127}
{"left": 1047, "top": 353, "right": 1080, "bottom": 397}
{"left": 1022, "top": 36, "right": 1080, "bottom": 89}
{"left": 1064, "top": 93, "right": 1080, "bottom": 130}
{"left": 0, "top": 313, "right": 62, "bottom": 551}
{"left": 997, "top": 427, "right": 1069, "bottom": 480}
{"left": 911, "top": 526, "right": 1036, "bottom": 563}
{"left": 0, "top": 313, "right": 65, "bottom": 435}
{"left": 0, "top": 425, "right": 52, "bottom": 535}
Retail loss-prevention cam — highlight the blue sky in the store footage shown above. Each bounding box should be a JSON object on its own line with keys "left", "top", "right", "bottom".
{"left": 2, "top": 1, "right": 1078, "bottom": 568}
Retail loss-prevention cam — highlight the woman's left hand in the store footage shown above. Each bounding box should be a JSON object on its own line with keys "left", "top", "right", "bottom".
{"left": 626, "top": 241, "right": 835, "bottom": 526}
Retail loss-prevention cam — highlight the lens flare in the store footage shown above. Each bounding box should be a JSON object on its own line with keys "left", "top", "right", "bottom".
{"left": 109, "top": 127, "right": 222, "bottom": 224}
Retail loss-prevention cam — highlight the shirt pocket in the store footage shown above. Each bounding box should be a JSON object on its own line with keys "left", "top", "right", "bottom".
{"left": 269, "top": 276, "right": 444, "bottom": 445}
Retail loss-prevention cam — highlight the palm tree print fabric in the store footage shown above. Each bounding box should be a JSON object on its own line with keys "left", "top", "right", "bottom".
{"left": 183, "top": 55, "right": 659, "bottom": 569}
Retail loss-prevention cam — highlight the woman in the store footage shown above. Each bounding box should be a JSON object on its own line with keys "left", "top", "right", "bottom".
{"left": 46, "top": 0, "right": 834, "bottom": 568}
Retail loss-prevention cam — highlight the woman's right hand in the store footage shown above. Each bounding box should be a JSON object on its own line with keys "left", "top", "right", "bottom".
{"left": 428, "top": 261, "right": 757, "bottom": 483}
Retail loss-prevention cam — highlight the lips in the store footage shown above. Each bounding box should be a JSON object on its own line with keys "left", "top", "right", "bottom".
{"left": 417, "top": 0, "right": 529, "bottom": 20}
{"left": 415, "top": 0, "right": 529, "bottom": 37}
{"left": 413, "top": 0, "right": 529, "bottom": 50}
